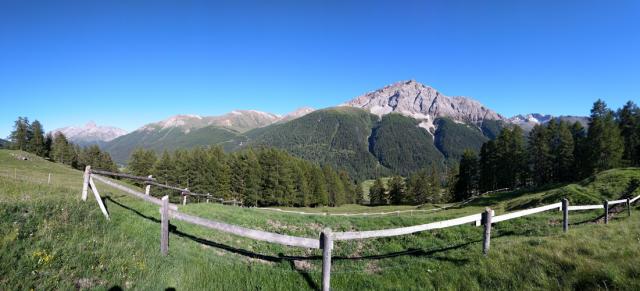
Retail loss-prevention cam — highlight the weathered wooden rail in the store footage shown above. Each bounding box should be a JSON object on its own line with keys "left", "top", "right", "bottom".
{"left": 79, "top": 165, "right": 640, "bottom": 291}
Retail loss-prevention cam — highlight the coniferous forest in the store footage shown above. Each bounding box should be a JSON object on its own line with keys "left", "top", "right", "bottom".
{"left": 453, "top": 99, "right": 639, "bottom": 201}
{"left": 127, "top": 146, "right": 363, "bottom": 207}
{"left": 5, "top": 99, "right": 640, "bottom": 207}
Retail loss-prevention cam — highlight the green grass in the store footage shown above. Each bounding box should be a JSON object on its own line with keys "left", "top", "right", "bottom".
{"left": 2, "top": 149, "right": 640, "bottom": 290}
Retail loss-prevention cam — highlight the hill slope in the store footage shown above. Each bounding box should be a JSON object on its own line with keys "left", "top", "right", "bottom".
{"left": 2, "top": 149, "right": 640, "bottom": 289}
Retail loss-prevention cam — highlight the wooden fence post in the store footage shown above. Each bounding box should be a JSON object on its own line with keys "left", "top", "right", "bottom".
{"left": 161, "top": 196, "right": 169, "bottom": 255}
{"left": 145, "top": 175, "right": 152, "bottom": 195}
{"left": 562, "top": 198, "right": 569, "bottom": 233}
{"left": 88, "top": 175, "right": 110, "bottom": 220}
{"left": 321, "top": 228, "right": 333, "bottom": 291}
{"left": 48, "top": 173, "right": 51, "bottom": 185}
{"left": 627, "top": 198, "right": 631, "bottom": 217}
{"left": 206, "top": 193, "right": 210, "bottom": 203}
{"left": 182, "top": 193, "right": 187, "bottom": 205}
{"left": 482, "top": 208, "right": 493, "bottom": 255}
{"left": 604, "top": 200, "right": 609, "bottom": 224}
{"left": 81, "top": 165, "right": 91, "bottom": 201}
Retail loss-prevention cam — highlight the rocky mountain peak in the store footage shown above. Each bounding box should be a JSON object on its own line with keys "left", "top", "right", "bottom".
{"left": 53, "top": 122, "right": 127, "bottom": 145}
{"left": 342, "top": 80, "right": 504, "bottom": 132}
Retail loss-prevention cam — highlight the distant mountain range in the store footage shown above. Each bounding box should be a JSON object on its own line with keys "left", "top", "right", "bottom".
{"left": 508, "top": 113, "right": 589, "bottom": 131}
{"left": 56, "top": 80, "right": 588, "bottom": 179}
{"left": 52, "top": 122, "right": 127, "bottom": 147}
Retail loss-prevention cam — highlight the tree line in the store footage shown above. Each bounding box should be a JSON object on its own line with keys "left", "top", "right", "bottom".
{"left": 7, "top": 117, "right": 118, "bottom": 172}
{"left": 368, "top": 165, "right": 456, "bottom": 205}
{"left": 453, "top": 99, "right": 640, "bottom": 201}
{"left": 127, "top": 146, "right": 364, "bottom": 207}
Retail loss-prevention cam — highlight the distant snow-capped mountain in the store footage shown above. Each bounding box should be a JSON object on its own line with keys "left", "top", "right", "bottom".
{"left": 508, "top": 113, "right": 589, "bottom": 131}
{"left": 138, "top": 108, "right": 314, "bottom": 133}
{"left": 53, "top": 121, "right": 127, "bottom": 146}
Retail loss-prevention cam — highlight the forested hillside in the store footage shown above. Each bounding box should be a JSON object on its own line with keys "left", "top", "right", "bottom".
{"left": 242, "top": 107, "right": 386, "bottom": 180}
{"left": 369, "top": 114, "right": 444, "bottom": 175}
{"left": 105, "top": 126, "right": 240, "bottom": 163}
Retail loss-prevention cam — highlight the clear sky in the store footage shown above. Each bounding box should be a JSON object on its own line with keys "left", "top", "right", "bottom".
{"left": 1, "top": 0, "right": 639, "bottom": 137}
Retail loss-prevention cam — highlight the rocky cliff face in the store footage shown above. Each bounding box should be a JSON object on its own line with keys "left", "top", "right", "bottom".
{"left": 342, "top": 80, "right": 504, "bottom": 132}
{"left": 53, "top": 122, "right": 127, "bottom": 145}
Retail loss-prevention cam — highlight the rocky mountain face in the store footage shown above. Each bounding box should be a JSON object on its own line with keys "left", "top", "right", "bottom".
{"left": 53, "top": 122, "right": 127, "bottom": 146}
{"left": 343, "top": 80, "right": 504, "bottom": 133}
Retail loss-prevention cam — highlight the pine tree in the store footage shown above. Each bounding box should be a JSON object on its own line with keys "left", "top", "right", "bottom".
{"left": 586, "top": 99, "right": 624, "bottom": 173}
{"left": 323, "top": 165, "right": 345, "bottom": 206}
{"left": 617, "top": 101, "right": 640, "bottom": 165}
{"left": 454, "top": 150, "right": 479, "bottom": 201}
{"left": 444, "top": 164, "right": 458, "bottom": 203}
{"left": 388, "top": 175, "right": 406, "bottom": 205}
{"left": 128, "top": 148, "right": 157, "bottom": 177}
{"left": 428, "top": 164, "right": 442, "bottom": 203}
{"left": 369, "top": 178, "right": 387, "bottom": 205}
{"left": 51, "top": 132, "right": 75, "bottom": 165}
{"left": 9, "top": 117, "right": 31, "bottom": 151}
{"left": 407, "top": 169, "right": 429, "bottom": 204}
{"left": 44, "top": 132, "right": 53, "bottom": 158}
{"left": 28, "top": 120, "right": 46, "bottom": 156}
{"left": 479, "top": 140, "right": 498, "bottom": 192}
{"left": 570, "top": 122, "right": 588, "bottom": 180}
{"left": 355, "top": 182, "right": 365, "bottom": 205}
{"left": 528, "top": 124, "right": 552, "bottom": 186}
{"left": 309, "top": 165, "right": 329, "bottom": 206}
{"left": 551, "top": 120, "right": 575, "bottom": 182}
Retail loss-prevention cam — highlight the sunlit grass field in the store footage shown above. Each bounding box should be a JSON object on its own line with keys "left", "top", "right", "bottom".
{"left": 2, "top": 149, "right": 640, "bottom": 290}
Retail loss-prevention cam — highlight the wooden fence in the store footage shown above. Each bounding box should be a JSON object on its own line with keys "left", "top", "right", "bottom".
{"left": 81, "top": 166, "right": 640, "bottom": 291}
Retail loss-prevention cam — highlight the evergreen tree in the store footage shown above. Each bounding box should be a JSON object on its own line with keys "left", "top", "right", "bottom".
{"left": 454, "top": 150, "right": 479, "bottom": 201}
{"left": 570, "top": 122, "right": 588, "bottom": 180}
{"left": 309, "top": 165, "right": 329, "bottom": 206}
{"left": 355, "top": 182, "right": 365, "bottom": 205}
{"left": 51, "top": 132, "right": 76, "bottom": 166}
{"left": 323, "top": 165, "right": 345, "bottom": 206}
{"left": 444, "top": 164, "right": 458, "bottom": 203}
{"left": 388, "top": 175, "right": 406, "bottom": 205}
{"left": 428, "top": 164, "right": 442, "bottom": 203}
{"left": 9, "top": 117, "right": 31, "bottom": 151}
{"left": 338, "top": 170, "right": 355, "bottom": 204}
{"left": 528, "top": 124, "right": 552, "bottom": 186}
{"left": 479, "top": 140, "right": 498, "bottom": 192}
{"left": 28, "top": 120, "right": 46, "bottom": 156}
{"left": 617, "top": 101, "right": 640, "bottom": 165}
{"left": 128, "top": 148, "right": 157, "bottom": 177}
{"left": 369, "top": 178, "right": 387, "bottom": 205}
{"left": 550, "top": 120, "right": 575, "bottom": 182}
{"left": 44, "top": 132, "right": 53, "bottom": 158}
{"left": 407, "top": 169, "right": 429, "bottom": 204}
{"left": 586, "top": 99, "right": 624, "bottom": 173}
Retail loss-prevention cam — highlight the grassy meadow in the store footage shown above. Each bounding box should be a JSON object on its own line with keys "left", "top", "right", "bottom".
{"left": 1, "top": 149, "right": 640, "bottom": 290}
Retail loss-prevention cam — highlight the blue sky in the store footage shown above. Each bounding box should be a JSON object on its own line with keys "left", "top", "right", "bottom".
{"left": 1, "top": 0, "right": 639, "bottom": 137}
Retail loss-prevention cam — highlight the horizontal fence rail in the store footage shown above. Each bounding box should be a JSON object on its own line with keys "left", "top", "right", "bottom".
{"left": 492, "top": 202, "right": 562, "bottom": 223}
{"left": 568, "top": 205, "right": 604, "bottom": 211}
{"left": 89, "top": 169, "right": 230, "bottom": 203}
{"left": 168, "top": 209, "right": 321, "bottom": 249}
{"left": 91, "top": 174, "right": 179, "bottom": 211}
{"left": 90, "top": 169, "right": 157, "bottom": 182}
{"left": 333, "top": 213, "right": 483, "bottom": 240}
